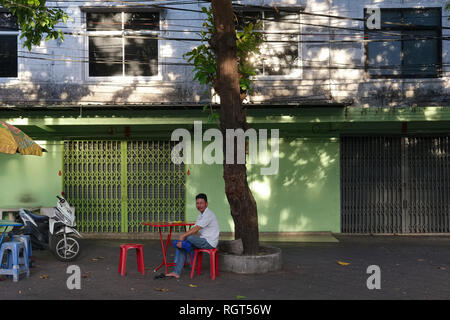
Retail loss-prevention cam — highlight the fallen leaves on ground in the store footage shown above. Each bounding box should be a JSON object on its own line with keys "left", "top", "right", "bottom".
{"left": 91, "top": 256, "right": 104, "bottom": 262}
{"left": 82, "top": 271, "right": 93, "bottom": 279}
{"left": 236, "top": 295, "right": 246, "bottom": 299}
{"left": 337, "top": 261, "right": 351, "bottom": 266}
{"left": 155, "top": 287, "right": 169, "bottom": 292}
{"left": 189, "top": 284, "right": 198, "bottom": 288}
{"left": 40, "top": 274, "right": 49, "bottom": 279}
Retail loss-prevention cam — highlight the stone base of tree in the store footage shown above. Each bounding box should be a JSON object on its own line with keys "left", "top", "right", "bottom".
{"left": 218, "top": 244, "right": 282, "bottom": 274}
{"left": 218, "top": 239, "right": 244, "bottom": 255}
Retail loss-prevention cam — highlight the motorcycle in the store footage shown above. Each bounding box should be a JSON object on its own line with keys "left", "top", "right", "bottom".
{"left": 9, "top": 196, "right": 82, "bottom": 262}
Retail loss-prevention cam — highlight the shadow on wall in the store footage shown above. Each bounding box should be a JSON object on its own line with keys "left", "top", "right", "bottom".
{"left": 0, "top": 80, "right": 212, "bottom": 106}
{"left": 246, "top": 137, "right": 340, "bottom": 233}
{"left": 185, "top": 137, "right": 340, "bottom": 234}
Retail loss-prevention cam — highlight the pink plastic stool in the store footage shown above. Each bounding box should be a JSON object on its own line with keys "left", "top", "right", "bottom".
{"left": 118, "top": 244, "right": 145, "bottom": 276}
{"left": 190, "top": 248, "right": 219, "bottom": 280}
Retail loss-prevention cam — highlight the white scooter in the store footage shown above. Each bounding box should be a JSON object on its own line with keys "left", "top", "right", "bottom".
{"left": 10, "top": 196, "right": 82, "bottom": 262}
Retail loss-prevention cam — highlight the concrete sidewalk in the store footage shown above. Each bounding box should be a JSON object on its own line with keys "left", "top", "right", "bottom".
{"left": 0, "top": 235, "right": 449, "bottom": 300}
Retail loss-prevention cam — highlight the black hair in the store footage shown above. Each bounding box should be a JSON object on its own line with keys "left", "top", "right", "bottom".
{"left": 195, "top": 193, "right": 208, "bottom": 203}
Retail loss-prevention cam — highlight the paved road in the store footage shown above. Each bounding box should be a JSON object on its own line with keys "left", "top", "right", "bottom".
{"left": 0, "top": 235, "right": 449, "bottom": 300}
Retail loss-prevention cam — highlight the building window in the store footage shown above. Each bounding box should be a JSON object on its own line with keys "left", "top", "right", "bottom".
{"left": 87, "top": 11, "right": 159, "bottom": 77}
{"left": 0, "top": 11, "right": 18, "bottom": 78}
{"left": 235, "top": 8, "right": 301, "bottom": 77}
{"left": 365, "top": 8, "right": 441, "bottom": 78}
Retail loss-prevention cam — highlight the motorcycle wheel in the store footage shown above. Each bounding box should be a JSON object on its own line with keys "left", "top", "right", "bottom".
{"left": 50, "top": 234, "right": 82, "bottom": 262}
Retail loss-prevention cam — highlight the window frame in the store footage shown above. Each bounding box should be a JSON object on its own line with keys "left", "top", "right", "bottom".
{"left": 0, "top": 9, "right": 19, "bottom": 80}
{"left": 364, "top": 7, "right": 442, "bottom": 79}
{"left": 234, "top": 7, "right": 302, "bottom": 80}
{"left": 83, "top": 8, "right": 162, "bottom": 81}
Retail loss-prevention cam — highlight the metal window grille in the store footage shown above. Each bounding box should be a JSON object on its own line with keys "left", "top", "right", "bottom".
{"left": 63, "top": 140, "right": 185, "bottom": 233}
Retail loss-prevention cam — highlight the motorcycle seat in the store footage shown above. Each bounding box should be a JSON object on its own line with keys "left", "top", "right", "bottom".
{"left": 23, "top": 210, "right": 49, "bottom": 223}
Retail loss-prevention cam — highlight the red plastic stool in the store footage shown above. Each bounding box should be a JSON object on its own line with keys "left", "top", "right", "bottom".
{"left": 190, "top": 248, "right": 219, "bottom": 280}
{"left": 118, "top": 244, "right": 145, "bottom": 276}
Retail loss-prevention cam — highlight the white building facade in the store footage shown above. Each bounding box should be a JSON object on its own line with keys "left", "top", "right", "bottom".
{"left": 0, "top": 0, "right": 448, "bottom": 107}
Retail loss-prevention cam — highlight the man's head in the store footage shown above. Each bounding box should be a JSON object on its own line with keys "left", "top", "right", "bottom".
{"left": 195, "top": 193, "right": 208, "bottom": 213}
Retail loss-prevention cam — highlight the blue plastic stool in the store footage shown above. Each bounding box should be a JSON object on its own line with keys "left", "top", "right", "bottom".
{"left": 11, "top": 235, "right": 32, "bottom": 265}
{"left": 0, "top": 241, "right": 30, "bottom": 282}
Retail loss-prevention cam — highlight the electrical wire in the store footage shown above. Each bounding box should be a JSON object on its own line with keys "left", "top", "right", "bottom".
{"left": 0, "top": 1, "right": 448, "bottom": 76}
{"left": 10, "top": 52, "right": 450, "bottom": 74}
{"left": 1, "top": 25, "right": 447, "bottom": 44}
{"left": 1, "top": 2, "right": 447, "bottom": 39}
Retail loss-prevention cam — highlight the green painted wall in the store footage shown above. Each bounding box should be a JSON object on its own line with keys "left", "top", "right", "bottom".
{"left": 185, "top": 137, "right": 341, "bottom": 233}
{"left": 0, "top": 141, "right": 63, "bottom": 210}
{"left": 0, "top": 137, "right": 341, "bottom": 234}
{"left": 4, "top": 106, "right": 450, "bottom": 233}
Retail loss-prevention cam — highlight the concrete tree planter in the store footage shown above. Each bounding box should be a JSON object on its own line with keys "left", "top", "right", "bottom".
{"left": 218, "top": 240, "right": 282, "bottom": 274}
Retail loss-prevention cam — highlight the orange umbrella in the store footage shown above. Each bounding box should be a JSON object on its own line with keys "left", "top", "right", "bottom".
{"left": 0, "top": 121, "right": 46, "bottom": 156}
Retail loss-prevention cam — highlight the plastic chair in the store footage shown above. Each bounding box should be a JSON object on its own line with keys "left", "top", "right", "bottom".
{"left": 0, "top": 241, "right": 30, "bottom": 282}
{"left": 118, "top": 244, "right": 145, "bottom": 276}
{"left": 11, "top": 235, "right": 32, "bottom": 265}
{"left": 190, "top": 248, "right": 219, "bottom": 280}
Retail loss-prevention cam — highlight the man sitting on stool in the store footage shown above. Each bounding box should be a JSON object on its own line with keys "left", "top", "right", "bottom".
{"left": 165, "top": 193, "right": 219, "bottom": 279}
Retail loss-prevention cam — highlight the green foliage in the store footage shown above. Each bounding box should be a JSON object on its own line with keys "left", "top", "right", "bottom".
{"left": 0, "top": 0, "right": 68, "bottom": 50}
{"left": 236, "top": 20, "right": 264, "bottom": 91}
{"left": 184, "top": 6, "right": 264, "bottom": 95}
{"left": 184, "top": 7, "right": 217, "bottom": 88}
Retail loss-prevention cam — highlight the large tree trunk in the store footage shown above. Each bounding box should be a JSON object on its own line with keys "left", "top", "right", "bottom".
{"left": 211, "top": 0, "right": 259, "bottom": 255}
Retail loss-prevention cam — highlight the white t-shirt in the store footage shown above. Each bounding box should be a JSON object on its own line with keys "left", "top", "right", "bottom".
{"left": 195, "top": 207, "right": 220, "bottom": 248}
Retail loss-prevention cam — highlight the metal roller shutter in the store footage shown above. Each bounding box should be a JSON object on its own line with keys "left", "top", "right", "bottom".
{"left": 341, "top": 136, "right": 450, "bottom": 234}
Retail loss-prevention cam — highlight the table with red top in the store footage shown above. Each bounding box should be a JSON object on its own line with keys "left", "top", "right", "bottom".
{"left": 142, "top": 221, "right": 195, "bottom": 273}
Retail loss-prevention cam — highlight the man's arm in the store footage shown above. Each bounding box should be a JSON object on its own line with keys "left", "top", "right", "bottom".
{"left": 179, "top": 225, "right": 201, "bottom": 241}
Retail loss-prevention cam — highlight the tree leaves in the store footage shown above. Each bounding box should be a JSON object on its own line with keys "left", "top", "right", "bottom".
{"left": 183, "top": 6, "right": 264, "bottom": 95}
{"left": 0, "top": 0, "right": 68, "bottom": 50}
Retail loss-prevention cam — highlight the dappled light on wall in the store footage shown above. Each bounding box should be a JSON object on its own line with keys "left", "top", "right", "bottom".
{"left": 249, "top": 177, "right": 271, "bottom": 200}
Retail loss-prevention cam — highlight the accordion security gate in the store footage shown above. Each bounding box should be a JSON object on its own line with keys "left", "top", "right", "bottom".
{"left": 341, "top": 136, "right": 450, "bottom": 234}
{"left": 63, "top": 140, "right": 185, "bottom": 234}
